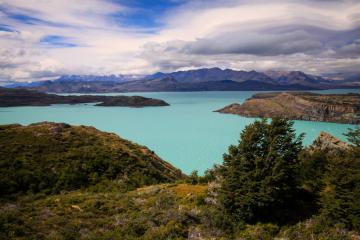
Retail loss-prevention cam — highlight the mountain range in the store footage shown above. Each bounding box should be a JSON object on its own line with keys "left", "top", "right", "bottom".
{"left": 7, "top": 68, "right": 360, "bottom": 93}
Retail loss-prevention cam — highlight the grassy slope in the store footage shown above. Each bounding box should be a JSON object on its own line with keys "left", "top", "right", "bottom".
{"left": 0, "top": 122, "right": 183, "bottom": 196}
{"left": 1, "top": 182, "right": 357, "bottom": 239}
{"left": 1, "top": 122, "right": 359, "bottom": 239}
{"left": 0, "top": 183, "right": 213, "bottom": 240}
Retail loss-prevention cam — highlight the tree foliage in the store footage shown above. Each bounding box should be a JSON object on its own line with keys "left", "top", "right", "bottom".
{"left": 220, "top": 118, "right": 304, "bottom": 224}
{"left": 319, "top": 127, "right": 360, "bottom": 231}
{"left": 344, "top": 126, "right": 360, "bottom": 147}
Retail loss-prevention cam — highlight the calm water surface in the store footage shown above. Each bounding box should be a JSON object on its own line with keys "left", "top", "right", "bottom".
{"left": 1, "top": 90, "right": 359, "bottom": 174}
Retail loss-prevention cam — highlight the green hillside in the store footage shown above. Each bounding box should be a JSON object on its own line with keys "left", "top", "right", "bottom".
{"left": 0, "top": 122, "right": 183, "bottom": 196}
{"left": 1, "top": 120, "right": 359, "bottom": 239}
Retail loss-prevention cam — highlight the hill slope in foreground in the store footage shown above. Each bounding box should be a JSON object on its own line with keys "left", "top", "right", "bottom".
{"left": 0, "top": 123, "right": 358, "bottom": 239}
{"left": 216, "top": 92, "right": 360, "bottom": 124}
{"left": 0, "top": 122, "right": 183, "bottom": 196}
{"left": 0, "top": 87, "right": 169, "bottom": 107}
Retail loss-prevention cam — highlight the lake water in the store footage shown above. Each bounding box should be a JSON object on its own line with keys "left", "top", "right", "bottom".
{"left": 0, "top": 90, "right": 359, "bottom": 174}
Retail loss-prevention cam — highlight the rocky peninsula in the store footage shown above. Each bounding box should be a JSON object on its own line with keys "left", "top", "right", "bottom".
{"left": 215, "top": 92, "right": 360, "bottom": 124}
{"left": 0, "top": 87, "right": 169, "bottom": 107}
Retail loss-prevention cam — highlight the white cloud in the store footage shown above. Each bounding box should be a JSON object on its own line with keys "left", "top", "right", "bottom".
{"left": 140, "top": 0, "right": 360, "bottom": 75}
{"left": 1, "top": 0, "right": 126, "bottom": 28}
{"left": 0, "top": 0, "right": 359, "bottom": 82}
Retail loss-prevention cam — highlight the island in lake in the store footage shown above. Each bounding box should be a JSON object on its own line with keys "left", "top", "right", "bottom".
{"left": 0, "top": 87, "right": 169, "bottom": 107}
{"left": 215, "top": 92, "right": 360, "bottom": 124}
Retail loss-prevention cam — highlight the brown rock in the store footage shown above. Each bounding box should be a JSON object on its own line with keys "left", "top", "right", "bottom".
{"left": 310, "top": 131, "right": 350, "bottom": 153}
{"left": 215, "top": 92, "right": 360, "bottom": 124}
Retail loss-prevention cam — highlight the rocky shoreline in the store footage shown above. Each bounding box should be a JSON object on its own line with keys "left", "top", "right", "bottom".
{"left": 215, "top": 92, "right": 360, "bottom": 124}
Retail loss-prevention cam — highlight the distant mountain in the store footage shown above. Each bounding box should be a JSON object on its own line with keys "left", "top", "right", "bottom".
{"left": 148, "top": 67, "right": 276, "bottom": 84}
{"left": 27, "top": 79, "right": 121, "bottom": 93}
{"left": 5, "top": 81, "right": 46, "bottom": 88}
{"left": 5, "top": 74, "right": 143, "bottom": 88}
{"left": 8, "top": 68, "right": 360, "bottom": 93}
{"left": 265, "top": 70, "right": 332, "bottom": 87}
{"left": 55, "top": 74, "right": 142, "bottom": 83}
{"left": 20, "top": 76, "right": 319, "bottom": 93}
{"left": 322, "top": 72, "right": 360, "bottom": 82}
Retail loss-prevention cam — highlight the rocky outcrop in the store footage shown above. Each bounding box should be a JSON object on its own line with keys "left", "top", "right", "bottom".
{"left": 309, "top": 131, "right": 350, "bottom": 153}
{"left": 215, "top": 92, "right": 360, "bottom": 124}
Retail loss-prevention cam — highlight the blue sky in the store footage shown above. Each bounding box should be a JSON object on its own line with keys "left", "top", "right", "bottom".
{"left": 109, "top": 0, "right": 186, "bottom": 29}
{"left": 0, "top": 0, "right": 359, "bottom": 82}
{"left": 40, "top": 35, "right": 78, "bottom": 48}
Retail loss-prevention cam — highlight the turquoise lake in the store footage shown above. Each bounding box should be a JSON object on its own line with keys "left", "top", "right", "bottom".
{"left": 1, "top": 90, "right": 359, "bottom": 174}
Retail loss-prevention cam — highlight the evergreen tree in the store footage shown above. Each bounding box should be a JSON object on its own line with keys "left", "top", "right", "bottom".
{"left": 220, "top": 118, "right": 304, "bottom": 224}
{"left": 320, "top": 127, "right": 360, "bottom": 231}
{"left": 344, "top": 126, "right": 360, "bottom": 147}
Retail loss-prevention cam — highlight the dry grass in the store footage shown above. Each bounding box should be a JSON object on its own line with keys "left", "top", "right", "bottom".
{"left": 169, "top": 184, "right": 207, "bottom": 197}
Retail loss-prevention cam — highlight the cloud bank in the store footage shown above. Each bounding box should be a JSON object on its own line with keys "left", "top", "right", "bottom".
{"left": 0, "top": 0, "right": 359, "bottom": 82}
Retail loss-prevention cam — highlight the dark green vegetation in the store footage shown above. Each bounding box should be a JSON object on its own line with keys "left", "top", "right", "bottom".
{"left": 1, "top": 120, "right": 360, "bottom": 239}
{"left": 0, "top": 87, "right": 169, "bottom": 107}
{"left": 0, "top": 122, "right": 183, "bottom": 197}
{"left": 220, "top": 119, "right": 305, "bottom": 224}
{"left": 318, "top": 128, "right": 360, "bottom": 231}
{"left": 218, "top": 119, "right": 360, "bottom": 238}
{"left": 216, "top": 92, "right": 360, "bottom": 124}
